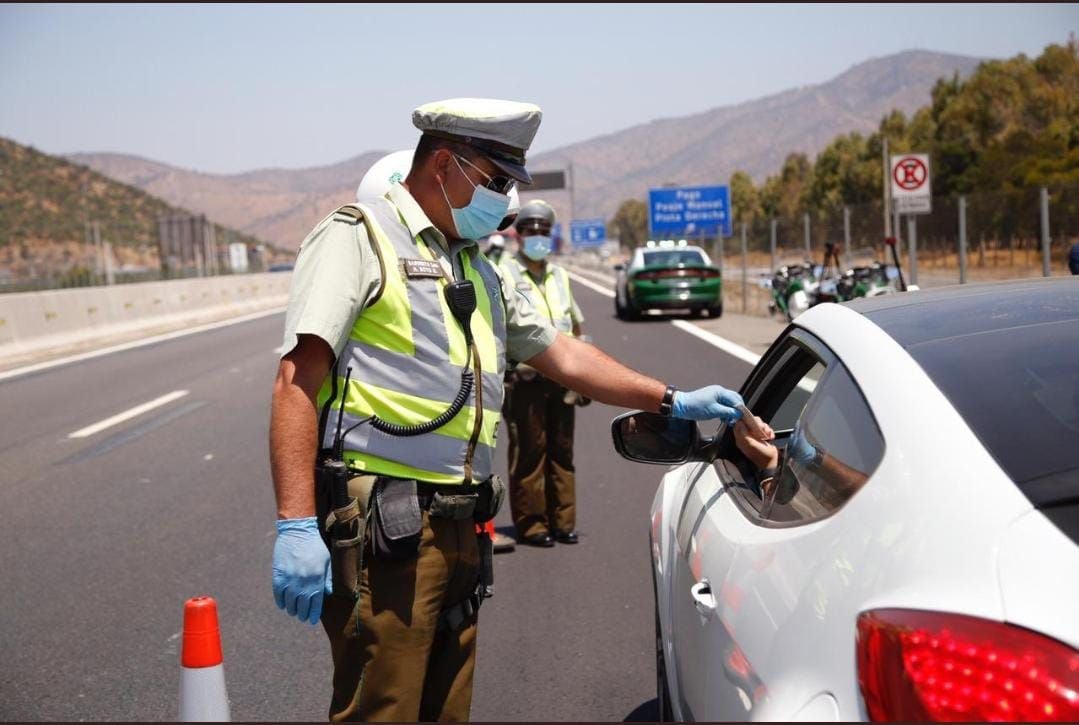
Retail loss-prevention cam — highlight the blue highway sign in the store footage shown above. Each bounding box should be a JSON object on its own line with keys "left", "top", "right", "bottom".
{"left": 570, "top": 219, "right": 606, "bottom": 247}
{"left": 648, "top": 185, "right": 731, "bottom": 238}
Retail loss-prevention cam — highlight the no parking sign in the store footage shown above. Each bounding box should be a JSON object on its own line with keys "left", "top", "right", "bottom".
{"left": 890, "top": 154, "right": 932, "bottom": 214}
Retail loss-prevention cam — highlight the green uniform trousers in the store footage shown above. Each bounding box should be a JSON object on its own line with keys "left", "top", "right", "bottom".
{"left": 504, "top": 377, "right": 577, "bottom": 539}
{"left": 321, "top": 511, "right": 480, "bottom": 722}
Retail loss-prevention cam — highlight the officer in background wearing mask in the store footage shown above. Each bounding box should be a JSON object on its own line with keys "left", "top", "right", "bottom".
{"left": 270, "top": 97, "right": 747, "bottom": 721}
{"left": 499, "top": 200, "right": 586, "bottom": 547}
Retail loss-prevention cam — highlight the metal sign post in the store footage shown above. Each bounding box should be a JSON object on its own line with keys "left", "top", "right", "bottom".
{"left": 740, "top": 222, "right": 748, "bottom": 313}
{"left": 907, "top": 216, "right": 918, "bottom": 286}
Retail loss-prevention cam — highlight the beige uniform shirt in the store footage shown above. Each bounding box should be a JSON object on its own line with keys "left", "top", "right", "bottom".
{"left": 281, "top": 183, "right": 558, "bottom": 362}
{"left": 511, "top": 255, "right": 584, "bottom": 328}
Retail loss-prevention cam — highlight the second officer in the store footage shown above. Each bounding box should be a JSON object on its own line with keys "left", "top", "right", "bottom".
{"left": 500, "top": 200, "right": 586, "bottom": 546}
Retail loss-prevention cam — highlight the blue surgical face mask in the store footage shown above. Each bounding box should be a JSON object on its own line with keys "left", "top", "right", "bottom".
{"left": 440, "top": 156, "right": 511, "bottom": 240}
{"left": 522, "top": 235, "right": 552, "bottom": 261}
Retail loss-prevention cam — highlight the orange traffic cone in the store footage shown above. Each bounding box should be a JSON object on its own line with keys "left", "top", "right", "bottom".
{"left": 179, "top": 596, "right": 231, "bottom": 721}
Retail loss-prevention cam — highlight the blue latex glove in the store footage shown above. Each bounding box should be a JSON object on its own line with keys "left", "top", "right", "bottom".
{"left": 272, "top": 517, "right": 332, "bottom": 625}
{"left": 671, "top": 385, "right": 744, "bottom": 422}
{"left": 787, "top": 426, "right": 818, "bottom": 465}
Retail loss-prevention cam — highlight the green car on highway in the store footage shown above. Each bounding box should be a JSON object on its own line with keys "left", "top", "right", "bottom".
{"left": 614, "top": 241, "right": 723, "bottom": 320}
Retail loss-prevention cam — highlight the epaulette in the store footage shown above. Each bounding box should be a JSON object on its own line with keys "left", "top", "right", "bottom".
{"left": 333, "top": 204, "right": 365, "bottom": 224}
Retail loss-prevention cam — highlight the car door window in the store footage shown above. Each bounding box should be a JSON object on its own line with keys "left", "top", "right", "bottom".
{"left": 713, "top": 329, "right": 884, "bottom": 527}
{"left": 766, "top": 364, "right": 884, "bottom": 524}
{"left": 711, "top": 334, "right": 828, "bottom": 519}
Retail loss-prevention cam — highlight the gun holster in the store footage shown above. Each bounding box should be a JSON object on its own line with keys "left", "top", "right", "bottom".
{"left": 316, "top": 458, "right": 377, "bottom": 601}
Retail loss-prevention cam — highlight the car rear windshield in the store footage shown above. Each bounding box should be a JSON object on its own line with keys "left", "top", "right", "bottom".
{"left": 899, "top": 318, "right": 1079, "bottom": 503}
{"left": 642, "top": 250, "right": 706, "bottom": 267}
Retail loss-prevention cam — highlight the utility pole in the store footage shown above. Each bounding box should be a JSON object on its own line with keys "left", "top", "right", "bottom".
{"left": 843, "top": 206, "right": 852, "bottom": 268}
{"left": 92, "top": 221, "right": 104, "bottom": 285}
{"left": 958, "top": 196, "right": 968, "bottom": 284}
{"left": 567, "top": 161, "right": 576, "bottom": 250}
{"left": 882, "top": 137, "right": 892, "bottom": 240}
{"left": 769, "top": 217, "right": 777, "bottom": 272}
{"left": 803, "top": 212, "right": 811, "bottom": 260}
{"left": 104, "top": 241, "right": 115, "bottom": 285}
{"left": 1040, "top": 187, "right": 1051, "bottom": 277}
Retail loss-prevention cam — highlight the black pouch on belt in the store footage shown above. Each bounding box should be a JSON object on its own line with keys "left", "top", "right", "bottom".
{"left": 372, "top": 478, "right": 422, "bottom": 560}
{"left": 472, "top": 474, "right": 507, "bottom": 523}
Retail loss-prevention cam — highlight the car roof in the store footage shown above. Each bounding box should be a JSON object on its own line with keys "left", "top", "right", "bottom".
{"left": 846, "top": 277, "right": 1079, "bottom": 346}
{"left": 637, "top": 245, "right": 706, "bottom": 253}
{"left": 846, "top": 277, "right": 1079, "bottom": 504}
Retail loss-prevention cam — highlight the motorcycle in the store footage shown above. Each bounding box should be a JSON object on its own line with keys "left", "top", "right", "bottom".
{"left": 768, "top": 262, "right": 816, "bottom": 321}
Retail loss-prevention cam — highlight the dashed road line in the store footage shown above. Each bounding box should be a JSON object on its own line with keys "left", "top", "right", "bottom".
{"left": 68, "top": 390, "right": 190, "bottom": 439}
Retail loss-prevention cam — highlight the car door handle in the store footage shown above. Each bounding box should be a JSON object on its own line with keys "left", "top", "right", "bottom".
{"left": 690, "top": 579, "right": 716, "bottom": 616}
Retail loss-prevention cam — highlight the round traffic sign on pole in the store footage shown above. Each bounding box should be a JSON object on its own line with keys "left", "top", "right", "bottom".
{"left": 893, "top": 156, "right": 928, "bottom": 191}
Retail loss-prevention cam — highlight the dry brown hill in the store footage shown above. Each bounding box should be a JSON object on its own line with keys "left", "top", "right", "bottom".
{"left": 0, "top": 137, "right": 265, "bottom": 286}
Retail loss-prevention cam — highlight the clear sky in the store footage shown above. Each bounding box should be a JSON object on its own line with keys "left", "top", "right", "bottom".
{"left": 0, "top": 3, "right": 1074, "bottom": 174}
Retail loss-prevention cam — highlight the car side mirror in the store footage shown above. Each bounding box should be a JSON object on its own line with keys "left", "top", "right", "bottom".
{"left": 611, "top": 411, "right": 712, "bottom": 464}
{"left": 613, "top": 263, "right": 625, "bottom": 272}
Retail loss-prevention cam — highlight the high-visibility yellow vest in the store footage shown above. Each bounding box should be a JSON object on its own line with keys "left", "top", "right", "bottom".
{"left": 317, "top": 198, "right": 507, "bottom": 485}
{"left": 500, "top": 256, "right": 575, "bottom": 335}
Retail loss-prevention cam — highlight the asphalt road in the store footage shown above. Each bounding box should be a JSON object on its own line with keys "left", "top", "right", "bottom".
{"left": 0, "top": 278, "right": 754, "bottom": 721}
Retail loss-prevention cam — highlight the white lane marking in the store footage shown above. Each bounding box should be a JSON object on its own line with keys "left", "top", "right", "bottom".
{"left": 0, "top": 306, "right": 286, "bottom": 384}
{"left": 565, "top": 270, "right": 761, "bottom": 366}
{"left": 566, "top": 270, "right": 615, "bottom": 298}
{"left": 569, "top": 266, "right": 619, "bottom": 285}
{"left": 68, "top": 390, "right": 190, "bottom": 439}
{"left": 668, "top": 321, "right": 761, "bottom": 366}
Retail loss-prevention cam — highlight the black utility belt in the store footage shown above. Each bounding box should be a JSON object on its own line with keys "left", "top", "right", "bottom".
{"left": 369, "top": 475, "right": 507, "bottom": 561}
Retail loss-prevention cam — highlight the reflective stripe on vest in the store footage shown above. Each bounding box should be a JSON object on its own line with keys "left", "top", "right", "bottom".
{"left": 318, "top": 197, "right": 507, "bottom": 484}
{"left": 501, "top": 257, "right": 575, "bottom": 334}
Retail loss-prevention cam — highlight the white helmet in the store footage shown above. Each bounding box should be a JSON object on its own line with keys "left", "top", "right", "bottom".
{"left": 356, "top": 149, "right": 415, "bottom": 200}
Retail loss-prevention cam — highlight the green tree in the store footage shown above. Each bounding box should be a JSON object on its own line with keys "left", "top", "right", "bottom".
{"left": 760, "top": 153, "right": 813, "bottom": 220}
{"left": 729, "top": 170, "right": 760, "bottom": 223}
{"left": 609, "top": 198, "right": 649, "bottom": 250}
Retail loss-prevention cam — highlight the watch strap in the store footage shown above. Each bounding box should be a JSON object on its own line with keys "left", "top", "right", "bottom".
{"left": 659, "top": 385, "right": 677, "bottom": 417}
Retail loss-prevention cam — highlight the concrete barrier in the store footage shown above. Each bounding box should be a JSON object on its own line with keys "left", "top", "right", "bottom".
{"left": 0, "top": 273, "right": 291, "bottom": 367}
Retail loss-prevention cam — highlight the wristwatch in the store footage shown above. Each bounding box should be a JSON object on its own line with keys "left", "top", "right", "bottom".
{"left": 659, "top": 385, "right": 678, "bottom": 417}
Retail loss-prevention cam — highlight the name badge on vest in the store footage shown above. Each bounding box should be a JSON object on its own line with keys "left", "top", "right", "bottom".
{"left": 402, "top": 258, "right": 443, "bottom": 279}
{"left": 515, "top": 282, "right": 532, "bottom": 293}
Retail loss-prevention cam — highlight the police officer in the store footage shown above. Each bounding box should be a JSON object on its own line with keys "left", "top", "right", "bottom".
{"left": 484, "top": 232, "right": 508, "bottom": 265}
{"left": 269, "top": 97, "right": 747, "bottom": 722}
{"left": 358, "top": 150, "right": 519, "bottom": 562}
{"left": 500, "top": 200, "right": 585, "bottom": 546}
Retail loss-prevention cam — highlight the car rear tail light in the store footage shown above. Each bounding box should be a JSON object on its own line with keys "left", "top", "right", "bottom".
{"left": 857, "top": 609, "right": 1079, "bottom": 722}
{"left": 634, "top": 269, "right": 719, "bottom": 281}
